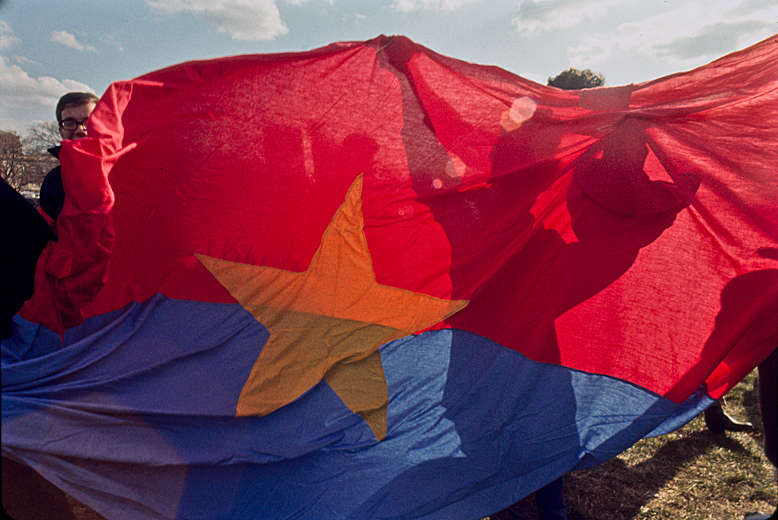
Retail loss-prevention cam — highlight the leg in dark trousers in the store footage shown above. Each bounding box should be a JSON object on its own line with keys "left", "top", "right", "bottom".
{"left": 535, "top": 477, "right": 567, "bottom": 520}
{"left": 757, "top": 349, "right": 777, "bottom": 520}
{"left": 758, "top": 349, "right": 777, "bottom": 468}
{"left": 743, "top": 348, "right": 778, "bottom": 520}
{"left": 2, "top": 457, "right": 77, "bottom": 520}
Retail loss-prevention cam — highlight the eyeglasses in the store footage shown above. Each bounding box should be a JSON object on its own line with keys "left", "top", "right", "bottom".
{"left": 59, "top": 118, "right": 89, "bottom": 131}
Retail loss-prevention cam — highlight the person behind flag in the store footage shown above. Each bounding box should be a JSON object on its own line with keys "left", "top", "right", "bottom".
{"left": 742, "top": 348, "right": 778, "bottom": 520}
{"left": 1, "top": 90, "right": 97, "bottom": 520}
{"left": 40, "top": 91, "right": 99, "bottom": 223}
{"left": 0, "top": 182, "right": 76, "bottom": 519}
{"left": 0, "top": 181, "right": 54, "bottom": 339}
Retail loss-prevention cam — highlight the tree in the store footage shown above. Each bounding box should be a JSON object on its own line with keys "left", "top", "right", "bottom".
{"left": 547, "top": 67, "right": 605, "bottom": 90}
{"left": 23, "top": 121, "right": 60, "bottom": 154}
{"left": 0, "top": 129, "right": 57, "bottom": 193}
{"left": 19, "top": 152, "right": 57, "bottom": 191}
{"left": 0, "top": 130, "right": 24, "bottom": 188}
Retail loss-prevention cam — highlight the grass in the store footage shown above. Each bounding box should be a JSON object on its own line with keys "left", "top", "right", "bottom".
{"left": 65, "top": 372, "right": 776, "bottom": 519}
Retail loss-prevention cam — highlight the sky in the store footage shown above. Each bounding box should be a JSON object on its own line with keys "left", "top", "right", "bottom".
{"left": 0, "top": 0, "right": 776, "bottom": 134}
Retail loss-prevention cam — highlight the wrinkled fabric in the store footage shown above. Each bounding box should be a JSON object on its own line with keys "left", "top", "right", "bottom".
{"left": 4, "top": 34, "right": 778, "bottom": 519}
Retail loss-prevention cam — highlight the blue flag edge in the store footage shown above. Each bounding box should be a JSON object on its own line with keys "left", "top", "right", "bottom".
{"left": 2, "top": 295, "right": 714, "bottom": 520}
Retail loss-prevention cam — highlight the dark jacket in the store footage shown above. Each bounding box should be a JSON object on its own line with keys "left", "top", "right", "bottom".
{"left": 0, "top": 179, "right": 55, "bottom": 338}
{"left": 40, "top": 145, "right": 65, "bottom": 221}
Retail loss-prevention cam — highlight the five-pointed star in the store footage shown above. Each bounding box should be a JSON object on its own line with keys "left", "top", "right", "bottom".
{"left": 197, "top": 175, "right": 468, "bottom": 440}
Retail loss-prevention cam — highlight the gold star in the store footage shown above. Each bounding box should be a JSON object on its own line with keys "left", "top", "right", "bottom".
{"left": 197, "top": 176, "right": 468, "bottom": 440}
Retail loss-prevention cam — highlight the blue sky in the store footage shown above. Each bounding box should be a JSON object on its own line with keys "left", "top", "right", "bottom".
{"left": 1, "top": 0, "right": 776, "bottom": 134}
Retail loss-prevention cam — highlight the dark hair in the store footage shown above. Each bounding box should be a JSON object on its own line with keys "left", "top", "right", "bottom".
{"left": 55, "top": 92, "right": 99, "bottom": 123}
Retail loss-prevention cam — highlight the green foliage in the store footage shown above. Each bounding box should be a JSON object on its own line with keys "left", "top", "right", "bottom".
{"left": 547, "top": 67, "right": 605, "bottom": 90}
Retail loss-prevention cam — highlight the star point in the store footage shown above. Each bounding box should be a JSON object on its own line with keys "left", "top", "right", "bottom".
{"left": 198, "top": 175, "right": 468, "bottom": 440}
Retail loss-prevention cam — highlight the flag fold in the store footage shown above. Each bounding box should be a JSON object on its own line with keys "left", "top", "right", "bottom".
{"left": 3, "top": 34, "right": 778, "bottom": 520}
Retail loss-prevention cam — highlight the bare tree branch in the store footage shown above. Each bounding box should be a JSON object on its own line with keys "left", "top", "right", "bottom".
{"left": 23, "top": 121, "right": 61, "bottom": 154}
{"left": 1, "top": 129, "right": 58, "bottom": 193}
{"left": 0, "top": 130, "right": 24, "bottom": 188}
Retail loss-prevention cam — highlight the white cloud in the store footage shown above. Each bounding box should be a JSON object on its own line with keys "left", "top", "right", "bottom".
{"left": 512, "top": 0, "right": 622, "bottom": 33}
{"left": 146, "top": 0, "right": 289, "bottom": 40}
{"left": 566, "top": 0, "right": 778, "bottom": 71}
{"left": 50, "top": 30, "right": 97, "bottom": 52}
{"left": 391, "top": 0, "right": 480, "bottom": 12}
{"left": 0, "top": 56, "right": 93, "bottom": 132}
{"left": 0, "top": 20, "right": 20, "bottom": 50}
{"left": 14, "top": 56, "right": 39, "bottom": 66}
{"left": 285, "top": 0, "right": 334, "bottom": 5}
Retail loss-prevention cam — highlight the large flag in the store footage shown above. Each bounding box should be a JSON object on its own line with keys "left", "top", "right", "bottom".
{"left": 3, "top": 34, "right": 778, "bottom": 519}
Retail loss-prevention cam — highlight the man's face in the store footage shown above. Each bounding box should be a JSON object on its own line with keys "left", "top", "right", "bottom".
{"left": 59, "top": 102, "right": 96, "bottom": 140}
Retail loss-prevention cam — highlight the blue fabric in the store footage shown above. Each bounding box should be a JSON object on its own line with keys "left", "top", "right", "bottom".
{"left": 2, "top": 296, "right": 712, "bottom": 519}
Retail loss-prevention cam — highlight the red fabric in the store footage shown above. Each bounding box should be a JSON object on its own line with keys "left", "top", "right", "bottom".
{"left": 36, "top": 206, "right": 55, "bottom": 229}
{"left": 22, "top": 34, "right": 778, "bottom": 403}
{"left": 25, "top": 138, "right": 115, "bottom": 333}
